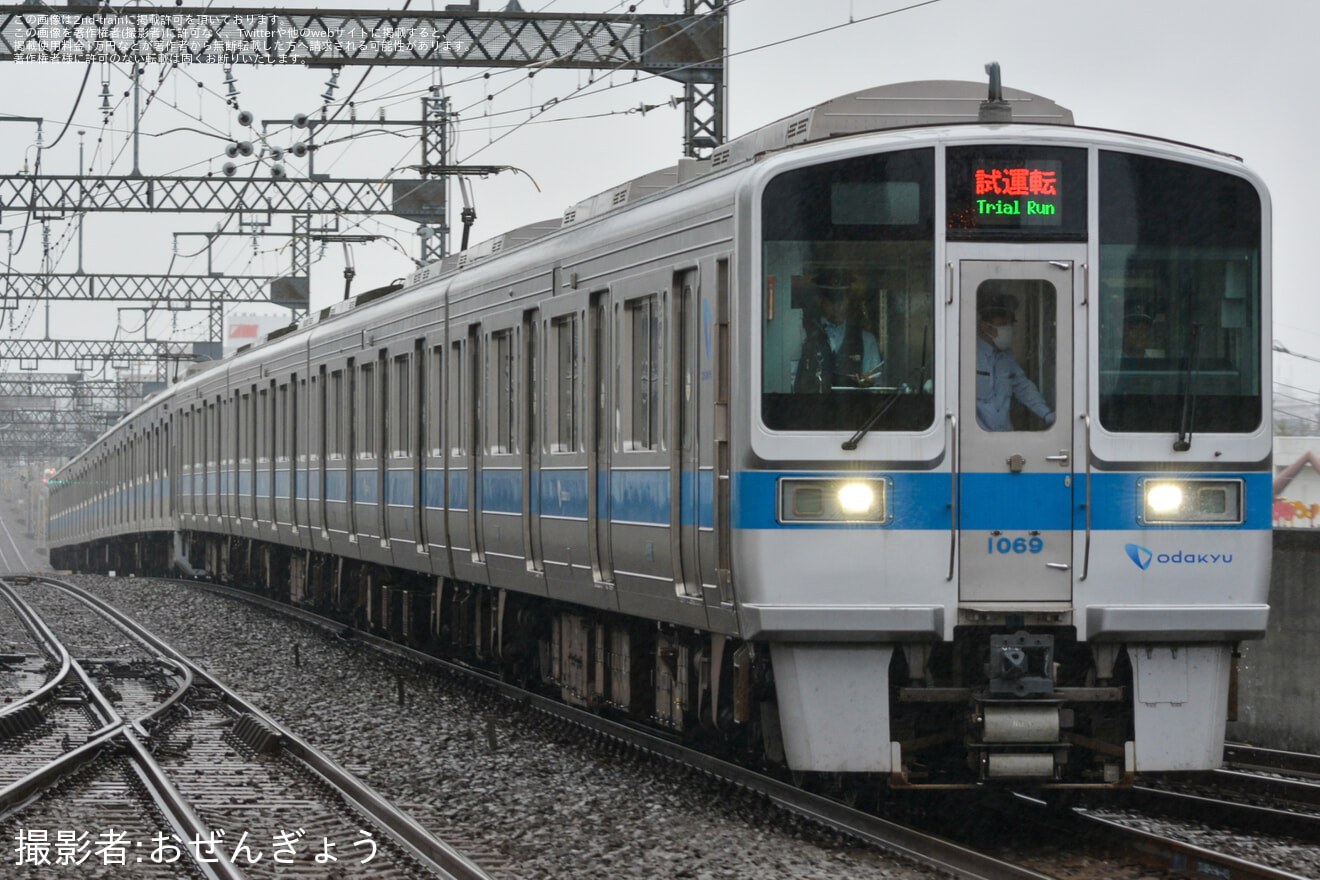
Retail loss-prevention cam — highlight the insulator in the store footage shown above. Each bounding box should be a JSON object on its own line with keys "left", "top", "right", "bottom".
{"left": 321, "top": 70, "right": 340, "bottom": 103}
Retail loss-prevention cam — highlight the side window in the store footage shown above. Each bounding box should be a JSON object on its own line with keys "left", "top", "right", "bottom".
{"left": 328, "top": 369, "right": 344, "bottom": 459}
{"left": 358, "top": 362, "right": 375, "bottom": 459}
{"left": 429, "top": 345, "right": 444, "bottom": 458}
{"left": 626, "top": 294, "right": 663, "bottom": 450}
{"left": 238, "top": 392, "right": 251, "bottom": 464}
{"left": 491, "top": 329, "right": 517, "bottom": 454}
{"left": 449, "top": 340, "right": 466, "bottom": 457}
{"left": 261, "top": 386, "right": 272, "bottom": 464}
{"left": 393, "top": 354, "right": 411, "bottom": 457}
{"left": 276, "top": 385, "right": 289, "bottom": 462}
{"left": 551, "top": 314, "right": 580, "bottom": 452}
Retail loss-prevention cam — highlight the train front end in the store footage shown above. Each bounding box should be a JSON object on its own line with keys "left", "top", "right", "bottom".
{"left": 734, "top": 96, "right": 1271, "bottom": 786}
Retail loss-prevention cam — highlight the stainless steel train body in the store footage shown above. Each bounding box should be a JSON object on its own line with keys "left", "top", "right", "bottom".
{"left": 48, "top": 81, "right": 1272, "bottom": 786}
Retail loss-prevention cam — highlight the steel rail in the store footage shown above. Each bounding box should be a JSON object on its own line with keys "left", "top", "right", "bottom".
{"left": 0, "top": 577, "right": 74, "bottom": 723}
{"left": 1072, "top": 809, "right": 1314, "bottom": 880}
{"left": 1110, "top": 783, "right": 1320, "bottom": 840}
{"left": 0, "top": 578, "right": 242, "bottom": 880}
{"left": 40, "top": 575, "right": 492, "bottom": 880}
{"left": 1008, "top": 790, "right": 1315, "bottom": 880}
{"left": 1205, "top": 768, "right": 1320, "bottom": 808}
{"left": 4, "top": 576, "right": 194, "bottom": 738}
{"left": 1225, "top": 743, "right": 1320, "bottom": 778}
{"left": 177, "top": 577, "right": 1054, "bottom": 880}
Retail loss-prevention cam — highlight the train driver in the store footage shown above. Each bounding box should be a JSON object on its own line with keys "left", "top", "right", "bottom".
{"left": 976, "top": 294, "right": 1055, "bottom": 431}
{"left": 793, "top": 268, "right": 884, "bottom": 393}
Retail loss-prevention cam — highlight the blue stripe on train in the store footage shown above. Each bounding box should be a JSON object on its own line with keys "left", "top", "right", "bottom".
{"left": 386, "top": 470, "right": 413, "bottom": 506}
{"left": 734, "top": 470, "right": 1273, "bottom": 530}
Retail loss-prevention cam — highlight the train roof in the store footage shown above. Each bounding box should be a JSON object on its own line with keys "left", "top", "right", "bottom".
{"left": 413, "top": 79, "right": 1073, "bottom": 282}
{"left": 705, "top": 79, "right": 1073, "bottom": 171}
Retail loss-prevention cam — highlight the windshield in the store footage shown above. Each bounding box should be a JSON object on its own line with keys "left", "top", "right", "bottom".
{"left": 1098, "top": 151, "right": 1262, "bottom": 433}
{"left": 760, "top": 148, "right": 936, "bottom": 432}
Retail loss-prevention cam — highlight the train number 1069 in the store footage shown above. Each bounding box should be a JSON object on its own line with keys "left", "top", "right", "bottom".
{"left": 988, "top": 534, "right": 1044, "bottom": 554}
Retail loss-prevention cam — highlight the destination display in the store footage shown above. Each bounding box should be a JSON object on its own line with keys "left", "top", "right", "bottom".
{"left": 946, "top": 146, "right": 1087, "bottom": 238}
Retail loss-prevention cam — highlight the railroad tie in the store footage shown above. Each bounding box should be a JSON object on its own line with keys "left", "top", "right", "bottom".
{"left": 230, "top": 712, "right": 283, "bottom": 755}
{"left": 0, "top": 703, "right": 44, "bottom": 740}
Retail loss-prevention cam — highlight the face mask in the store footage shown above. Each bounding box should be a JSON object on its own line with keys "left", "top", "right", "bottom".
{"left": 991, "top": 324, "right": 1014, "bottom": 350}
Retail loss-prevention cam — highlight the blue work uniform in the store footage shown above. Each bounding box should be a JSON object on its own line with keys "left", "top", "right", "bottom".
{"left": 976, "top": 337, "right": 1054, "bottom": 431}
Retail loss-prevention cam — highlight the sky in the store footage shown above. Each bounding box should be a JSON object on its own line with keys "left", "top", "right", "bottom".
{"left": 1, "top": 0, "right": 1317, "bottom": 418}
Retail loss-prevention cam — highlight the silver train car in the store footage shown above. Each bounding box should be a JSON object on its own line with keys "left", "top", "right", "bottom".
{"left": 48, "top": 78, "right": 1272, "bottom": 787}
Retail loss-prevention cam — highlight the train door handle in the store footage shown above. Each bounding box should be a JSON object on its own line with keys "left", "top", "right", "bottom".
{"left": 1045, "top": 451, "right": 1069, "bottom": 466}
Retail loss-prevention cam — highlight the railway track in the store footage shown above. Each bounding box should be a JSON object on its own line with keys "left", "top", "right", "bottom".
{"left": 149, "top": 574, "right": 1315, "bottom": 880}
{"left": 0, "top": 575, "right": 491, "bottom": 879}
{"left": 1059, "top": 741, "right": 1320, "bottom": 851}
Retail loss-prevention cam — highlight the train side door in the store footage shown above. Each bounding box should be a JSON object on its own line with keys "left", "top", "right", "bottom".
{"left": 588, "top": 291, "right": 614, "bottom": 584}
{"left": 672, "top": 269, "right": 702, "bottom": 598}
{"left": 957, "top": 259, "right": 1074, "bottom": 604}
{"left": 523, "top": 309, "right": 544, "bottom": 572}
{"left": 468, "top": 324, "right": 485, "bottom": 564}
{"left": 414, "top": 340, "right": 428, "bottom": 554}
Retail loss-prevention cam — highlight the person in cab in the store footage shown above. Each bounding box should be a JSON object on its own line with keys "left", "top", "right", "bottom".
{"left": 793, "top": 268, "right": 884, "bottom": 393}
{"left": 976, "top": 294, "right": 1055, "bottom": 431}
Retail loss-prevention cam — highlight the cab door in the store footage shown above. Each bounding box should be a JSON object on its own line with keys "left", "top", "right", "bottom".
{"left": 958, "top": 259, "right": 1074, "bottom": 604}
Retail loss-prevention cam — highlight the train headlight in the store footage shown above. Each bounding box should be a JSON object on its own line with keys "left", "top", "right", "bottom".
{"left": 1145, "top": 484, "right": 1183, "bottom": 513}
{"left": 1140, "top": 478, "right": 1244, "bottom": 525}
{"left": 837, "top": 482, "right": 876, "bottom": 515}
{"left": 778, "top": 477, "right": 889, "bottom": 524}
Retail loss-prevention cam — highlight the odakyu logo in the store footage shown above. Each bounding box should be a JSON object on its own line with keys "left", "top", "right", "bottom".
{"left": 1125, "top": 544, "right": 1153, "bottom": 570}
{"left": 1125, "top": 543, "right": 1233, "bottom": 570}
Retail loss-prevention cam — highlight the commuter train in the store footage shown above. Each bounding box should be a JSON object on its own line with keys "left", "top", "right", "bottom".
{"left": 47, "top": 76, "right": 1272, "bottom": 787}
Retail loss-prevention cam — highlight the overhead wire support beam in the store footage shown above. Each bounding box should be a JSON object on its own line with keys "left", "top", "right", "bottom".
{"left": 0, "top": 339, "right": 200, "bottom": 362}
{"left": 0, "top": 409, "right": 120, "bottom": 431}
{"left": 0, "top": 428, "right": 108, "bottom": 455}
{"left": 0, "top": 175, "right": 442, "bottom": 220}
{"left": 0, "top": 273, "right": 276, "bottom": 302}
{"left": 0, "top": 7, "right": 721, "bottom": 77}
{"left": 0, "top": 375, "right": 142, "bottom": 397}
{"left": 0, "top": 4, "right": 725, "bottom": 157}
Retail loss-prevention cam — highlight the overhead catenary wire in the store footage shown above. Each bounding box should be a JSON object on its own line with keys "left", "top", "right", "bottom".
{"left": 6, "top": 0, "right": 951, "bottom": 360}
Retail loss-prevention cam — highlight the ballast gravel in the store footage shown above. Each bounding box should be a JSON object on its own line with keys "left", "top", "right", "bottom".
{"left": 74, "top": 574, "right": 939, "bottom": 880}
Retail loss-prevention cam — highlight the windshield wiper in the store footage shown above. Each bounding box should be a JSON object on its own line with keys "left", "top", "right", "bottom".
{"left": 1173, "top": 322, "right": 1201, "bottom": 452}
{"left": 842, "top": 328, "right": 929, "bottom": 451}
{"left": 841, "top": 384, "right": 909, "bottom": 451}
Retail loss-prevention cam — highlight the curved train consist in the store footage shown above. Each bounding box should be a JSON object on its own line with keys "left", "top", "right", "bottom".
{"left": 48, "top": 78, "right": 1272, "bottom": 787}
